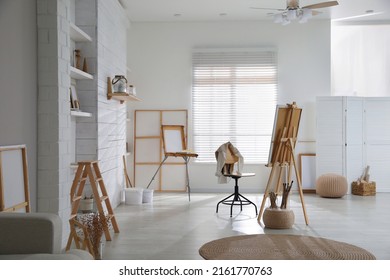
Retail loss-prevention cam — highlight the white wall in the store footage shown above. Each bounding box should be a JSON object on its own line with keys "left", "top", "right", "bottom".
{"left": 97, "top": 0, "right": 129, "bottom": 207}
{"left": 127, "top": 20, "right": 331, "bottom": 193}
{"left": 332, "top": 24, "right": 390, "bottom": 97}
{"left": 0, "top": 0, "right": 37, "bottom": 210}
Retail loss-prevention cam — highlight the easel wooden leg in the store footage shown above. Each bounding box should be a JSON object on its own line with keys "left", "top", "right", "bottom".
{"left": 258, "top": 164, "right": 279, "bottom": 222}
{"left": 275, "top": 164, "right": 285, "bottom": 194}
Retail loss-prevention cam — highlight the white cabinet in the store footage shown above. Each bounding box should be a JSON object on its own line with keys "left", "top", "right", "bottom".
{"left": 364, "top": 98, "right": 390, "bottom": 192}
{"left": 316, "top": 96, "right": 390, "bottom": 192}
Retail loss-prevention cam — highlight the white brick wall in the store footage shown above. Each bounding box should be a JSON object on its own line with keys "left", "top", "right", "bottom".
{"left": 96, "top": 0, "right": 129, "bottom": 207}
{"left": 37, "top": 0, "right": 129, "bottom": 247}
{"left": 37, "top": 0, "right": 73, "bottom": 245}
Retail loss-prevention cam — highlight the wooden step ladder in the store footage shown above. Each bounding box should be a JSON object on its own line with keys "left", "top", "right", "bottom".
{"left": 66, "top": 161, "right": 120, "bottom": 252}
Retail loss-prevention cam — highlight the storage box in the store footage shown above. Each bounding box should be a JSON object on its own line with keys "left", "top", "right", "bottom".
{"left": 124, "top": 188, "right": 143, "bottom": 205}
{"left": 351, "top": 181, "right": 376, "bottom": 196}
{"left": 142, "top": 189, "right": 154, "bottom": 203}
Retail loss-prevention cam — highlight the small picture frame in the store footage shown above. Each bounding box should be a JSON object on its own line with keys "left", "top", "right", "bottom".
{"left": 70, "top": 85, "right": 80, "bottom": 110}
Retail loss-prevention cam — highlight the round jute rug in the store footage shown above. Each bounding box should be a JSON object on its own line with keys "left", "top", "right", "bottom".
{"left": 199, "top": 234, "right": 376, "bottom": 260}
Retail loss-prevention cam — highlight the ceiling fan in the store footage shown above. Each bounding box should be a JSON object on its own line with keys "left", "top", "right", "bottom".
{"left": 251, "top": 0, "right": 339, "bottom": 25}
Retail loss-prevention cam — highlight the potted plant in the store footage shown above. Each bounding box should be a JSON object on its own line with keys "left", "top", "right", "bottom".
{"left": 76, "top": 212, "right": 110, "bottom": 260}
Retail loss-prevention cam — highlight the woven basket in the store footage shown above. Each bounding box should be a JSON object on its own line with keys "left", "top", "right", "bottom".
{"left": 352, "top": 181, "right": 376, "bottom": 196}
{"left": 263, "top": 208, "right": 295, "bottom": 229}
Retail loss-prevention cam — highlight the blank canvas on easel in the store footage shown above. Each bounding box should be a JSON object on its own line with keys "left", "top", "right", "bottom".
{"left": 0, "top": 145, "right": 30, "bottom": 212}
{"left": 162, "top": 125, "right": 186, "bottom": 154}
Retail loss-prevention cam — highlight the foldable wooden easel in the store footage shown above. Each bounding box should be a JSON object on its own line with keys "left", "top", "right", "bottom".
{"left": 257, "top": 102, "right": 309, "bottom": 225}
{"left": 0, "top": 145, "right": 30, "bottom": 213}
{"left": 146, "top": 125, "right": 198, "bottom": 201}
{"left": 66, "top": 161, "right": 120, "bottom": 251}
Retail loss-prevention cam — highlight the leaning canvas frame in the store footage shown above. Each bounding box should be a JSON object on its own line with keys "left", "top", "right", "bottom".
{"left": 0, "top": 145, "right": 30, "bottom": 212}
{"left": 161, "top": 125, "right": 186, "bottom": 156}
{"left": 133, "top": 110, "right": 189, "bottom": 192}
{"left": 299, "top": 153, "right": 316, "bottom": 193}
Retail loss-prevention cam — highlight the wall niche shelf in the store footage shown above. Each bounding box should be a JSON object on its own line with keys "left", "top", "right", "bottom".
{"left": 70, "top": 66, "right": 93, "bottom": 80}
{"left": 71, "top": 110, "right": 92, "bottom": 118}
{"left": 69, "top": 22, "right": 92, "bottom": 42}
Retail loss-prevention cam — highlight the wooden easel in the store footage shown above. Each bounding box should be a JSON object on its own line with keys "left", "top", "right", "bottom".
{"left": 146, "top": 125, "right": 198, "bottom": 201}
{"left": 66, "top": 161, "right": 120, "bottom": 252}
{"left": 257, "top": 102, "right": 309, "bottom": 225}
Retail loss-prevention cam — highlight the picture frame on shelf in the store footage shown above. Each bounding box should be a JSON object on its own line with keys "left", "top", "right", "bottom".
{"left": 70, "top": 85, "right": 80, "bottom": 110}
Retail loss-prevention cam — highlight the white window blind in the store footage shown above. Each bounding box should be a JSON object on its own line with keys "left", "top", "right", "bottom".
{"left": 192, "top": 48, "right": 277, "bottom": 163}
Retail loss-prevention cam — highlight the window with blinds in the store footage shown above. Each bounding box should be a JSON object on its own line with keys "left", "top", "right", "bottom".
{"left": 192, "top": 48, "right": 278, "bottom": 163}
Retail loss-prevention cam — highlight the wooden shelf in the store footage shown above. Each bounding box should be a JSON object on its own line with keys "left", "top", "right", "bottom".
{"left": 108, "top": 92, "right": 141, "bottom": 104}
{"left": 69, "top": 22, "right": 92, "bottom": 42}
{"left": 70, "top": 66, "right": 93, "bottom": 80}
{"left": 71, "top": 110, "right": 92, "bottom": 118}
{"left": 107, "top": 77, "right": 141, "bottom": 104}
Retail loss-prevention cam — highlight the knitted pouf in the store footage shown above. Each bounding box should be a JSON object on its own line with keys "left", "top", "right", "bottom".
{"left": 316, "top": 173, "right": 348, "bottom": 198}
{"left": 263, "top": 208, "right": 295, "bottom": 229}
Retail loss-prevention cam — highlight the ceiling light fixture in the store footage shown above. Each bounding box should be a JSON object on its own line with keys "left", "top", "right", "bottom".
{"left": 273, "top": 7, "right": 313, "bottom": 25}
{"left": 251, "top": 1, "right": 339, "bottom": 26}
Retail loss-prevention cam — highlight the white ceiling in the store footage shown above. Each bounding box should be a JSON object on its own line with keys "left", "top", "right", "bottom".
{"left": 120, "top": 0, "right": 390, "bottom": 23}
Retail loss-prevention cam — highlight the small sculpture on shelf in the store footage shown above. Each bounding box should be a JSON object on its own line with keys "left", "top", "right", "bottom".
{"left": 74, "top": 49, "right": 81, "bottom": 69}
{"left": 82, "top": 57, "right": 88, "bottom": 73}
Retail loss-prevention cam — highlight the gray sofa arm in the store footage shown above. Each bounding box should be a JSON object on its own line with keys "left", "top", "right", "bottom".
{"left": 0, "top": 212, "right": 62, "bottom": 255}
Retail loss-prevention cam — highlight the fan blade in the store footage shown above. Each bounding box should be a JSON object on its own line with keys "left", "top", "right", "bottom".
{"left": 302, "top": 1, "right": 339, "bottom": 10}
{"left": 312, "top": 10, "right": 323, "bottom": 16}
{"left": 250, "top": 7, "right": 285, "bottom": 12}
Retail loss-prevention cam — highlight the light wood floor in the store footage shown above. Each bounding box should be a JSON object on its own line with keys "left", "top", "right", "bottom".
{"left": 102, "top": 192, "right": 390, "bottom": 260}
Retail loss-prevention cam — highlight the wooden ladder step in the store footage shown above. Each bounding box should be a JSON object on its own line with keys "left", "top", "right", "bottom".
{"left": 72, "top": 195, "right": 83, "bottom": 202}
{"left": 67, "top": 160, "right": 119, "bottom": 249}
{"left": 69, "top": 214, "right": 77, "bottom": 220}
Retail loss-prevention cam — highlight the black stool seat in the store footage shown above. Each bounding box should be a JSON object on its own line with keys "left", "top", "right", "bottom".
{"left": 216, "top": 172, "right": 258, "bottom": 217}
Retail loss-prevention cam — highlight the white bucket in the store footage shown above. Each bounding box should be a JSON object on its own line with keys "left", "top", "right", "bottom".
{"left": 124, "top": 188, "right": 143, "bottom": 205}
{"left": 142, "top": 189, "right": 154, "bottom": 203}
